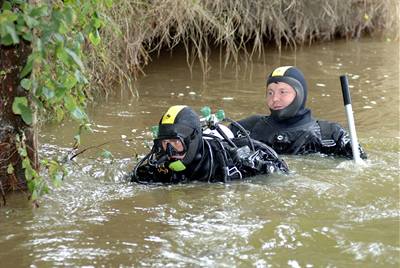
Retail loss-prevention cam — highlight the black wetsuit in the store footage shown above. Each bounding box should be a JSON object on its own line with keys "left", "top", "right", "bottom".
{"left": 229, "top": 110, "right": 367, "bottom": 159}
{"left": 130, "top": 136, "right": 289, "bottom": 184}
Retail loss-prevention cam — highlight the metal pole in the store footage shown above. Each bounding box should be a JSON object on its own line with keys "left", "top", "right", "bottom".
{"left": 340, "top": 75, "right": 362, "bottom": 164}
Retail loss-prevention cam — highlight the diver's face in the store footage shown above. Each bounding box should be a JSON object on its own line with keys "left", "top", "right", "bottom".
{"left": 161, "top": 138, "right": 186, "bottom": 159}
{"left": 266, "top": 82, "right": 296, "bottom": 110}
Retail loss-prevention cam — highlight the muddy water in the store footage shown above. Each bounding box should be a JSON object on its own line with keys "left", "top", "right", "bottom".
{"left": 1, "top": 38, "right": 399, "bottom": 267}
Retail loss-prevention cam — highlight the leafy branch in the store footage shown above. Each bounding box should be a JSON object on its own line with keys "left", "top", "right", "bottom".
{"left": 0, "top": 0, "right": 113, "bottom": 200}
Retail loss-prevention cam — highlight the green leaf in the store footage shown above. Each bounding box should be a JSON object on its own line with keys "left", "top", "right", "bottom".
{"left": 12, "top": 97, "right": 33, "bottom": 124}
{"left": 20, "top": 54, "right": 34, "bottom": 78}
{"left": 12, "top": 96, "right": 28, "bottom": 114}
{"left": 52, "top": 172, "right": 63, "bottom": 187}
{"left": 74, "top": 70, "right": 88, "bottom": 84}
{"left": 92, "top": 17, "right": 102, "bottom": 29}
{"left": 88, "top": 30, "right": 100, "bottom": 46}
{"left": 29, "top": 5, "right": 48, "bottom": 18}
{"left": 56, "top": 46, "right": 70, "bottom": 64}
{"left": 27, "top": 179, "right": 35, "bottom": 192}
{"left": 20, "top": 104, "right": 33, "bottom": 124}
{"left": 42, "top": 86, "right": 55, "bottom": 100}
{"left": 2, "top": 2, "right": 12, "bottom": 11}
{"left": 65, "top": 48, "right": 84, "bottom": 70}
{"left": 5, "top": 24, "right": 19, "bottom": 44}
{"left": 71, "top": 107, "right": 86, "bottom": 120}
{"left": 30, "top": 189, "right": 38, "bottom": 201}
{"left": 64, "top": 74, "right": 77, "bottom": 89}
{"left": 20, "top": 148, "right": 28, "bottom": 158}
{"left": 20, "top": 78, "right": 32, "bottom": 90}
{"left": 7, "top": 163, "right": 14, "bottom": 174}
{"left": 101, "top": 149, "right": 113, "bottom": 159}
{"left": 64, "top": 6, "right": 76, "bottom": 25}
{"left": 25, "top": 166, "right": 34, "bottom": 181}
{"left": 55, "top": 107, "right": 64, "bottom": 122}
{"left": 23, "top": 14, "right": 39, "bottom": 28}
{"left": 105, "top": 0, "right": 113, "bottom": 8}
{"left": 63, "top": 95, "right": 76, "bottom": 111}
{"left": 22, "top": 31, "right": 32, "bottom": 41}
{"left": 1, "top": 34, "right": 14, "bottom": 46}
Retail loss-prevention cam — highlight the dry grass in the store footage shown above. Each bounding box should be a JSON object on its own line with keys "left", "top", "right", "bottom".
{"left": 86, "top": 0, "right": 399, "bottom": 95}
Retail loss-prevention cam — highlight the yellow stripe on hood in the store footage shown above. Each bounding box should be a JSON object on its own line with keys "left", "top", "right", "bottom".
{"left": 161, "top": 105, "right": 187, "bottom": 124}
{"left": 271, "top": 66, "right": 293, "bottom": 77}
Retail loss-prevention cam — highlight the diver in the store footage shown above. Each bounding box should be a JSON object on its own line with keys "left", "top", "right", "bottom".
{"left": 129, "top": 105, "right": 289, "bottom": 184}
{"left": 229, "top": 66, "right": 367, "bottom": 159}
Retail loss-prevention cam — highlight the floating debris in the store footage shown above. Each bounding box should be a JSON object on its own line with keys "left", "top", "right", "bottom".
{"left": 188, "top": 91, "right": 196, "bottom": 95}
{"left": 222, "top": 97, "right": 234, "bottom": 100}
{"left": 363, "top": 106, "right": 373, "bottom": 109}
{"left": 370, "top": 101, "right": 377, "bottom": 104}
{"left": 178, "top": 93, "right": 185, "bottom": 97}
{"left": 316, "top": 83, "right": 326, "bottom": 87}
{"left": 351, "top": 75, "right": 360, "bottom": 79}
{"left": 121, "top": 135, "right": 127, "bottom": 139}
{"left": 96, "top": 124, "right": 111, "bottom": 128}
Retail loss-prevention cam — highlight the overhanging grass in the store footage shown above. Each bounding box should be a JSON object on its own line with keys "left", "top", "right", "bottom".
{"left": 86, "top": 0, "right": 399, "bottom": 95}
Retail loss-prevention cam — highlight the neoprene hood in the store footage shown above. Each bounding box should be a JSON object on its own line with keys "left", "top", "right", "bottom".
{"left": 266, "top": 66, "right": 308, "bottom": 121}
{"left": 157, "top": 105, "right": 202, "bottom": 169}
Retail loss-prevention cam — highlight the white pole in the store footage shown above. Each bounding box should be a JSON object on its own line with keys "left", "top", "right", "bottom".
{"left": 340, "top": 75, "right": 362, "bottom": 164}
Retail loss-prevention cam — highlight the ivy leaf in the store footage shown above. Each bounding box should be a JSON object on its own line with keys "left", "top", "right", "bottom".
{"left": 20, "top": 54, "right": 34, "bottom": 78}
{"left": 20, "top": 78, "right": 32, "bottom": 90}
{"left": 64, "top": 74, "right": 77, "bottom": 90}
{"left": 23, "top": 14, "right": 40, "bottom": 29}
{"left": 64, "top": 6, "right": 76, "bottom": 25}
{"left": 22, "top": 31, "right": 33, "bottom": 41}
{"left": 2, "top": 2, "right": 12, "bottom": 11}
{"left": 12, "top": 96, "right": 28, "bottom": 114}
{"left": 55, "top": 107, "right": 64, "bottom": 122}
{"left": 29, "top": 5, "right": 48, "bottom": 18}
{"left": 12, "top": 96, "right": 33, "bottom": 124}
{"left": 74, "top": 70, "right": 88, "bottom": 84}
{"left": 30, "top": 189, "right": 38, "bottom": 201}
{"left": 5, "top": 24, "right": 19, "bottom": 44}
{"left": 1, "top": 34, "right": 14, "bottom": 46}
{"left": 19, "top": 104, "right": 33, "bottom": 124}
{"left": 71, "top": 107, "right": 86, "bottom": 120}
{"left": 101, "top": 149, "right": 114, "bottom": 159}
{"left": 7, "top": 163, "right": 14, "bottom": 174}
{"left": 56, "top": 46, "right": 70, "bottom": 65}
{"left": 88, "top": 30, "right": 100, "bottom": 46}
{"left": 63, "top": 95, "right": 76, "bottom": 111}
{"left": 65, "top": 48, "right": 84, "bottom": 70}
{"left": 42, "top": 86, "right": 55, "bottom": 100}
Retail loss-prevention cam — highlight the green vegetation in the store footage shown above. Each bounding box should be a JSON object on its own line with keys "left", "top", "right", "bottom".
{"left": 0, "top": 0, "right": 112, "bottom": 202}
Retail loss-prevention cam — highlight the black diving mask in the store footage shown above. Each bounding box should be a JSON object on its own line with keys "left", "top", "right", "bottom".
{"left": 153, "top": 137, "right": 188, "bottom": 172}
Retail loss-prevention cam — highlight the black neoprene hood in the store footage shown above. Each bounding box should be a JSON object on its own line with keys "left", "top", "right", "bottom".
{"left": 266, "top": 66, "right": 308, "bottom": 121}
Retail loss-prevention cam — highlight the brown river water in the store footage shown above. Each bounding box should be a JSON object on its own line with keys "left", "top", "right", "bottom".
{"left": 1, "top": 37, "right": 399, "bottom": 267}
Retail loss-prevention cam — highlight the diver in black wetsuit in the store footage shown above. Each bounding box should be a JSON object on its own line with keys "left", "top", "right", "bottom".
{"left": 229, "top": 66, "right": 367, "bottom": 159}
{"left": 130, "top": 105, "right": 288, "bottom": 184}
